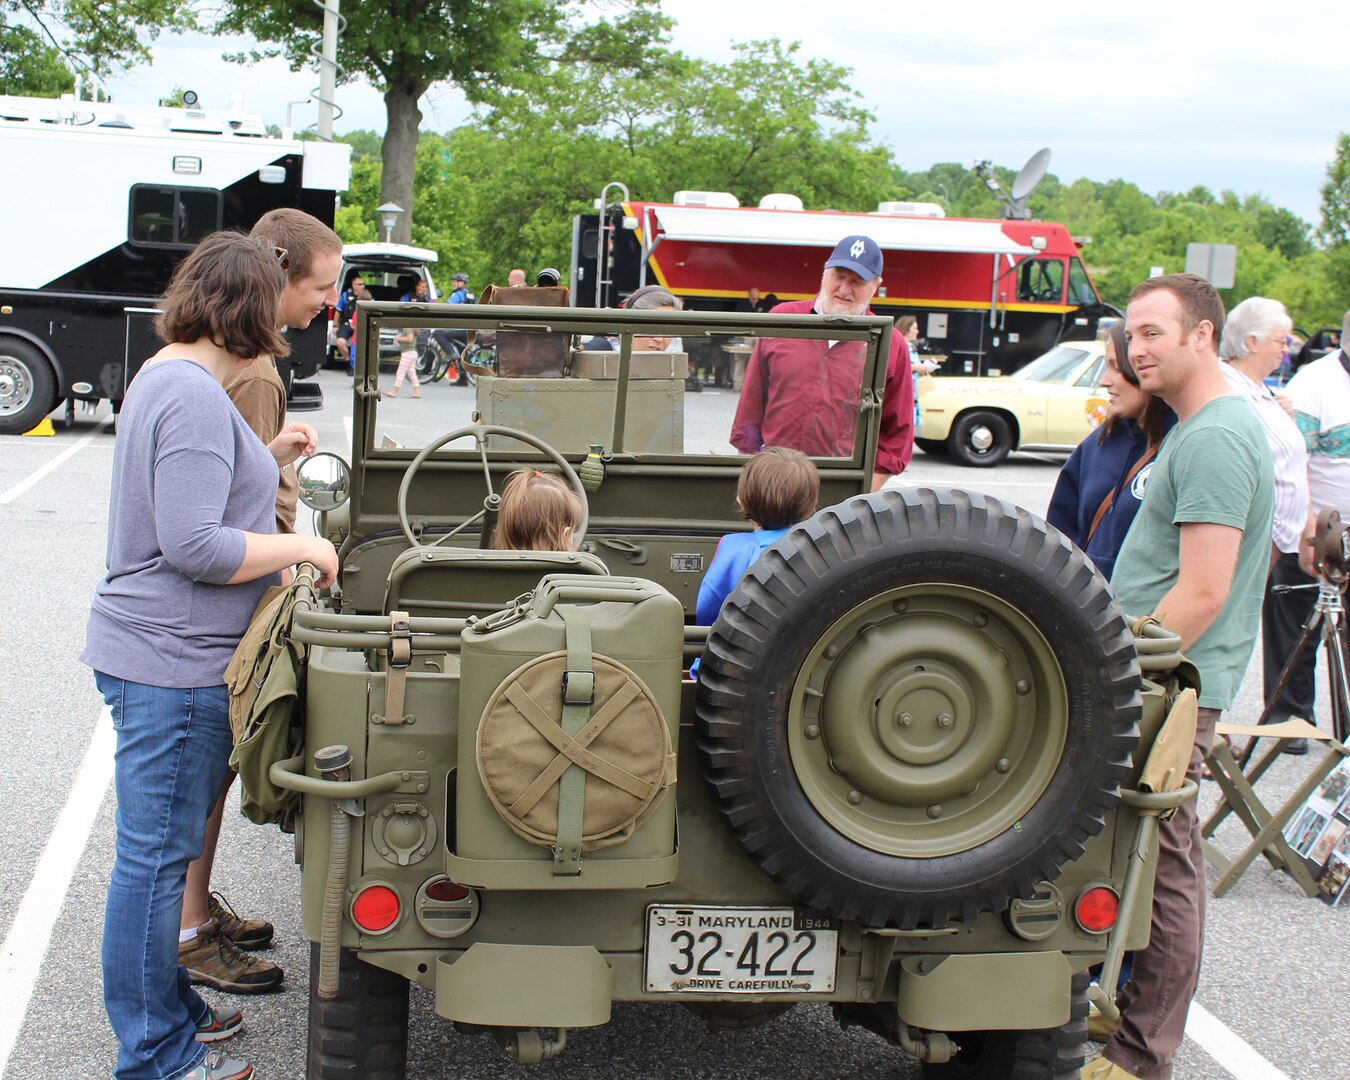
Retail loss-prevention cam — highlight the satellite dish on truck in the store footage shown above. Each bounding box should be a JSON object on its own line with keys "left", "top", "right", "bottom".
{"left": 975, "top": 148, "right": 1051, "bottom": 220}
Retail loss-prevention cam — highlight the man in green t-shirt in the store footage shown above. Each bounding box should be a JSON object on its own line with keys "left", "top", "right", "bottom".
{"left": 1090, "top": 274, "right": 1274, "bottom": 1080}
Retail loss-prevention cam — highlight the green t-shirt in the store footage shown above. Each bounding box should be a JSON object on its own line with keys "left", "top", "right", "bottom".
{"left": 1113, "top": 395, "right": 1275, "bottom": 710}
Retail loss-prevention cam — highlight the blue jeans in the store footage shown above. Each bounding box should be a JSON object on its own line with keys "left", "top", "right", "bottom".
{"left": 95, "top": 673, "right": 234, "bottom": 1080}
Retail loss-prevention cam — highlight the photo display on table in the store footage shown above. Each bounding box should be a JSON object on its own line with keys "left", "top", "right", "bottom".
{"left": 1283, "top": 748, "right": 1350, "bottom": 906}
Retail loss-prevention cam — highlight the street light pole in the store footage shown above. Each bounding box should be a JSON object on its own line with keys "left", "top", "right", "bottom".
{"left": 377, "top": 203, "right": 404, "bottom": 244}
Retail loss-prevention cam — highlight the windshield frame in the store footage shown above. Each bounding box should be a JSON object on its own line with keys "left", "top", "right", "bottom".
{"left": 345, "top": 302, "right": 894, "bottom": 544}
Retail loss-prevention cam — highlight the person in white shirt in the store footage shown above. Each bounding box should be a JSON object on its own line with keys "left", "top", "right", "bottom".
{"left": 1219, "top": 297, "right": 1307, "bottom": 559}
{"left": 1261, "top": 307, "right": 1350, "bottom": 753}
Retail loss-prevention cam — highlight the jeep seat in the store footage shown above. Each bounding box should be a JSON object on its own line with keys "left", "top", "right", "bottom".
{"left": 384, "top": 547, "right": 609, "bottom": 619}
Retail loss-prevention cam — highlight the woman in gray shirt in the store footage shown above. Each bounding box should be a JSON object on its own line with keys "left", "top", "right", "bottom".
{"left": 82, "top": 232, "right": 337, "bottom": 1080}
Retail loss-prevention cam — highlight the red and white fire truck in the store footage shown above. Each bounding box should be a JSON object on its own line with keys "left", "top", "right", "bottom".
{"left": 570, "top": 184, "right": 1118, "bottom": 377}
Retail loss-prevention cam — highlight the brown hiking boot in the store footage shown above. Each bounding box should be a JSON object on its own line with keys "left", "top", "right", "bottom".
{"left": 1087, "top": 1002, "right": 1121, "bottom": 1042}
{"left": 180, "top": 921, "right": 284, "bottom": 994}
{"left": 209, "top": 891, "right": 274, "bottom": 951}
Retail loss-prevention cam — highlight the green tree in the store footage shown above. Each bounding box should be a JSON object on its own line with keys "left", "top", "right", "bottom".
{"left": 434, "top": 39, "right": 897, "bottom": 281}
{"left": 2, "top": 0, "right": 195, "bottom": 83}
{"left": 1318, "top": 133, "right": 1350, "bottom": 246}
{"left": 215, "top": 0, "right": 672, "bottom": 243}
{"left": 0, "top": 24, "right": 73, "bottom": 95}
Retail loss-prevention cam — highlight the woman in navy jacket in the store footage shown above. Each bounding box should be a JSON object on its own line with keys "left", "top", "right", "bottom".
{"left": 1047, "top": 320, "right": 1176, "bottom": 580}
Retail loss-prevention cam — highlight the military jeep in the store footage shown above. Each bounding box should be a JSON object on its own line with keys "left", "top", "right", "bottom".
{"left": 277, "top": 300, "right": 1198, "bottom": 1079}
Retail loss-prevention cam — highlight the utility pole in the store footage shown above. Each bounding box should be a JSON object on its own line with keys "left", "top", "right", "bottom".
{"left": 315, "top": 0, "right": 341, "bottom": 140}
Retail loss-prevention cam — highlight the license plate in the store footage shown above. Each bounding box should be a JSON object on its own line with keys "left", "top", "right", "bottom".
{"left": 644, "top": 905, "right": 838, "bottom": 994}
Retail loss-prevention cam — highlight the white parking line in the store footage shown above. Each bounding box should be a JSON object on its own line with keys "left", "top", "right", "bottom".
{"left": 1186, "top": 1001, "right": 1292, "bottom": 1079}
{"left": 0, "top": 415, "right": 114, "bottom": 505}
{"left": 0, "top": 705, "right": 114, "bottom": 1077}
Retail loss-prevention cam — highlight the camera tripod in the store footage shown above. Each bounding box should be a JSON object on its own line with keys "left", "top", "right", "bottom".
{"left": 1238, "top": 537, "right": 1350, "bottom": 769}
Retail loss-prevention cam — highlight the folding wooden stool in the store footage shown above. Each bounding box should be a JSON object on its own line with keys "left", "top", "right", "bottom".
{"left": 1201, "top": 718, "right": 1349, "bottom": 897}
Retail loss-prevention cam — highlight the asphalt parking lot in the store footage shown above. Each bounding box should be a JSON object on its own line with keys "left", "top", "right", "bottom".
{"left": 1, "top": 368, "right": 1346, "bottom": 1079}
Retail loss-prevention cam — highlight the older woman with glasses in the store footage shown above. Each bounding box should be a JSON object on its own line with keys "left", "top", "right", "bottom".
{"left": 1220, "top": 296, "right": 1313, "bottom": 753}
{"left": 1219, "top": 296, "right": 1306, "bottom": 561}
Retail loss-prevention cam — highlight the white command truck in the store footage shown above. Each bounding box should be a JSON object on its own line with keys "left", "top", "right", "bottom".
{"left": 0, "top": 93, "right": 350, "bottom": 434}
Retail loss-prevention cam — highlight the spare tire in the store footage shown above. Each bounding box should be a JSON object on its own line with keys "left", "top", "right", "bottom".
{"left": 695, "top": 487, "right": 1140, "bottom": 928}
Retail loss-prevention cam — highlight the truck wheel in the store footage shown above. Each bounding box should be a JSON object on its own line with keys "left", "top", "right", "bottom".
{"left": 0, "top": 339, "right": 57, "bottom": 436}
{"left": 915, "top": 437, "right": 949, "bottom": 457}
{"left": 920, "top": 970, "right": 1090, "bottom": 1079}
{"left": 948, "top": 411, "right": 1012, "bottom": 467}
{"left": 306, "top": 943, "right": 409, "bottom": 1080}
{"left": 695, "top": 488, "right": 1140, "bottom": 928}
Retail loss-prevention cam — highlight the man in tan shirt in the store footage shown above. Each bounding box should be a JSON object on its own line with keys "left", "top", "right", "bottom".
{"left": 223, "top": 210, "right": 343, "bottom": 533}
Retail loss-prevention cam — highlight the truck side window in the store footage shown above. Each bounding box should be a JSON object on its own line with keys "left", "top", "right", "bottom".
{"left": 129, "top": 185, "right": 223, "bottom": 247}
{"left": 1068, "top": 259, "right": 1096, "bottom": 306}
{"left": 1017, "top": 258, "right": 1064, "bottom": 304}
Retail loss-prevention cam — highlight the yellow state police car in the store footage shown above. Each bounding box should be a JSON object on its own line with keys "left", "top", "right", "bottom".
{"left": 915, "top": 340, "right": 1108, "bottom": 467}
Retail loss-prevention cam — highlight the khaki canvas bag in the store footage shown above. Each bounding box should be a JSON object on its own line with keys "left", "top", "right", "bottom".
{"left": 224, "top": 571, "right": 312, "bottom": 824}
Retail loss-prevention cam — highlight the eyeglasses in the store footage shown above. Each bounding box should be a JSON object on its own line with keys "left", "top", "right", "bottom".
{"left": 273, "top": 246, "right": 291, "bottom": 271}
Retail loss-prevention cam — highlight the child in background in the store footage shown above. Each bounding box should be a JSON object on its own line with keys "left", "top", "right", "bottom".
{"left": 384, "top": 328, "right": 421, "bottom": 399}
{"left": 697, "top": 446, "right": 820, "bottom": 626}
{"left": 492, "top": 468, "right": 584, "bottom": 551}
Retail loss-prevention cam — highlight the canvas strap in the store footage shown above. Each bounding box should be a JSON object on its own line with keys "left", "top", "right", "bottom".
{"left": 379, "top": 611, "right": 412, "bottom": 726}
{"left": 1086, "top": 446, "right": 1158, "bottom": 548}
{"left": 553, "top": 609, "right": 595, "bottom": 875}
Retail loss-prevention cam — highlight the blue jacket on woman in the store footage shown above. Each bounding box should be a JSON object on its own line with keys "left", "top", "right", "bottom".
{"left": 1046, "top": 413, "right": 1176, "bottom": 581}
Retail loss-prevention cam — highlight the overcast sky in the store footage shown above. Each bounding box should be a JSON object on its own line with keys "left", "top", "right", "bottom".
{"left": 102, "top": 0, "right": 1349, "bottom": 225}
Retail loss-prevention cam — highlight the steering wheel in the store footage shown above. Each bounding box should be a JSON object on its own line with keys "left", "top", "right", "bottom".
{"left": 397, "top": 424, "right": 589, "bottom": 551}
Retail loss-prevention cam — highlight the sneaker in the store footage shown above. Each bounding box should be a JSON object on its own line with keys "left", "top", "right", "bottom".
{"left": 209, "top": 892, "right": 274, "bottom": 951}
{"left": 182, "top": 1049, "right": 254, "bottom": 1079}
{"left": 194, "top": 1003, "right": 243, "bottom": 1042}
{"left": 180, "top": 922, "right": 284, "bottom": 994}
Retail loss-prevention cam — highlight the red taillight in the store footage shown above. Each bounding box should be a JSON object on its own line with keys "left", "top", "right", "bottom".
{"left": 425, "top": 878, "right": 470, "bottom": 902}
{"left": 1075, "top": 887, "right": 1119, "bottom": 933}
{"left": 352, "top": 884, "right": 400, "bottom": 932}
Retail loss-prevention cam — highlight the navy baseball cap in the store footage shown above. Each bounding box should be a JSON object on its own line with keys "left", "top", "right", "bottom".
{"left": 452, "top": 272, "right": 468, "bottom": 282}
{"left": 825, "top": 235, "right": 884, "bottom": 281}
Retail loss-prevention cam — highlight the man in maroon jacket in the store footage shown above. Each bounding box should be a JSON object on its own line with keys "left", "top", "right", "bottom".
{"left": 730, "top": 235, "right": 913, "bottom": 490}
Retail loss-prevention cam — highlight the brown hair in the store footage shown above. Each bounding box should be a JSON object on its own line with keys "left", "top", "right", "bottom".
{"left": 1098, "top": 319, "right": 1171, "bottom": 448}
{"left": 493, "top": 469, "right": 583, "bottom": 551}
{"left": 249, "top": 208, "right": 341, "bottom": 284}
{"left": 154, "top": 231, "right": 290, "bottom": 359}
{"left": 1129, "top": 272, "right": 1225, "bottom": 343}
{"left": 738, "top": 447, "right": 819, "bottom": 529}
{"left": 896, "top": 315, "right": 918, "bottom": 335}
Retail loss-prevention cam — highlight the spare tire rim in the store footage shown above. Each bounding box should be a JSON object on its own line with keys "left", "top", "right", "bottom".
{"left": 787, "top": 582, "right": 1068, "bottom": 858}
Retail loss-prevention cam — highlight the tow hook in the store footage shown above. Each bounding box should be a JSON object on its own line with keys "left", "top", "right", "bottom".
{"left": 492, "top": 1027, "right": 569, "bottom": 1063}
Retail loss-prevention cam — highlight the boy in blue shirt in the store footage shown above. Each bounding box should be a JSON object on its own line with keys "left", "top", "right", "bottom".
{"left": 697, "top": 446, "right": 820, "bottom": 628}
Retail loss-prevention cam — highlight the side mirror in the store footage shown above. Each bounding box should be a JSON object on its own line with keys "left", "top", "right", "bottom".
{"left": 297, "top": 453, "right": 351, "bottom": 512}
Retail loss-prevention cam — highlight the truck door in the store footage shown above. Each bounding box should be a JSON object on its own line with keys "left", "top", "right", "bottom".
{"left": 1064, "top": 257, "right": 1118, "bottom": 342}
{"left": 998, "top": 257, "right": 1068, "bottom": 372}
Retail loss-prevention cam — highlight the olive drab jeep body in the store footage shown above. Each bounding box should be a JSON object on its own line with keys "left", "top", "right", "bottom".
{"left": 278, "top": 299, "right": 1199, "bottom": 1079}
